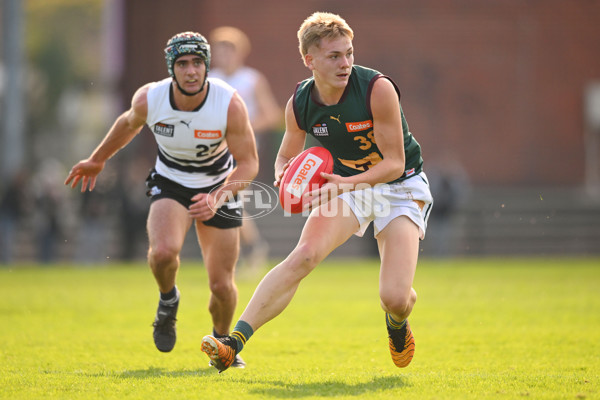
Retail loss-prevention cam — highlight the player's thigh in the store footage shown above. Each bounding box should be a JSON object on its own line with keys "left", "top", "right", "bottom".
{"left": 293, "top": 198, "right": 359, "bottom": 264}
{"left": 195, "top": 223, "right": 240, "bottom": 279}
{"left": 147, "top": 198, "right": 192, "bottom": 252}
{"left": 377, "top": 215, "right": 421, "bottom": 297}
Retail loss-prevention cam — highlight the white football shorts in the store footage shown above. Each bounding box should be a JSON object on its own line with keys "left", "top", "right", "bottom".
{"left": 338, "top": 172, "right": 434, "bottom": 239}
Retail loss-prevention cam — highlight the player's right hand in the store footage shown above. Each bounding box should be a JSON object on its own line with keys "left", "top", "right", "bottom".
{"left": 274, "top": 156, "right": 296, "bottom": 187}
{"left": 64, "top": 159, "right": 105, "bottom": 192}
{"left": 189, "top": 192, "right": 219, "bottom": 221}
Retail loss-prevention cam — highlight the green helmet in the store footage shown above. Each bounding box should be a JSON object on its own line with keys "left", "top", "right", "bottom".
{"left": 164, "top": 32, "right": 211, "bottom": 77}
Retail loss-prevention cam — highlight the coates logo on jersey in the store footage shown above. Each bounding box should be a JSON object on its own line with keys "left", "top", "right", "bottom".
{"left": 345, "top": 120, "right": 373, "bottom": 132}
{"left": 195, "top": 130, "right": 223, "bottom": 139}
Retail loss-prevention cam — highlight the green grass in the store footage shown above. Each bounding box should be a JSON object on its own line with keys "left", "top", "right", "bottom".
{"left": 1, "top": 257, "right": 599, "bottom": 399}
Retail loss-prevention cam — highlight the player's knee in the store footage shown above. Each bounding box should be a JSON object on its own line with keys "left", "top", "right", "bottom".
{"left": 209, "top": 279, "right": 235, "bottom": 299}
{"left": 147, "top": 244, "right": 179, "bottom": 270}
{"left": 380, "top": 289, "right": 416, "bottom": 318}
{"left": 287, "top": 243, "right": 321, "bottom": 275}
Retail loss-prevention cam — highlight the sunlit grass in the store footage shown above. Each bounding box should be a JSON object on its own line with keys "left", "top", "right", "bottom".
{"left": 1, "top": 258, "right": 598, "bottom": 399}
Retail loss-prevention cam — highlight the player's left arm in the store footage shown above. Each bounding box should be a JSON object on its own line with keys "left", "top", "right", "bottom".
{"left": 223, "top": 92, "right": 260, "bottom": 189}
{"left": 189, "top": 92, "right": 259, "bottom": 220}
{"left": 341, "top": 77, "right": 406, "bottom": 186}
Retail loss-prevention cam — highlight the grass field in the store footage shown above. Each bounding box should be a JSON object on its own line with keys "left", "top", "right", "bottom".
{"left": 1, "top": 257, "right": 598, "bottom": 399}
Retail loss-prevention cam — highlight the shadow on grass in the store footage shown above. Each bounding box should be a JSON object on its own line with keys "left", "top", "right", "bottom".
{"left": 91, "top": 368, "right": 408, "bottom": 397}
{"left": 106, "top": 367, "right": 213, "bottom": 379}
{"left": 243, "top": 375, "right": 409, "bottom": 398}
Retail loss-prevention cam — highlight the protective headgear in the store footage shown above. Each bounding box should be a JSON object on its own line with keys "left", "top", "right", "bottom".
{"left": 164, "top": 32, "right": 211, "bottom": 77}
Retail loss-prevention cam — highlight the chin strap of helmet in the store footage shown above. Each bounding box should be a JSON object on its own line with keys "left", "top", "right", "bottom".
{"left": 174, "top": 78, "right": 207, "bottom": 97}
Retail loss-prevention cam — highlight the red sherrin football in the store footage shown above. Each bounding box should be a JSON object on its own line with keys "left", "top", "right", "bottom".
{"left": 279, "top": 146, "right": 334, "bottom": 214}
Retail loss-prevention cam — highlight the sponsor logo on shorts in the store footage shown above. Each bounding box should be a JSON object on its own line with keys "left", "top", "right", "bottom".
{"left": 312, "top": 123, "right": 329, "bottom": 136}
{"left": 154, "top": 123, "right": 175, "bottom": 137}
{"left": 148, "top": 186, "right": 162, "bottom": 196}
{"left": 345, "top": 120, "right": 373, "bottom": 132}
{"left": 194, "top": 130, "right": 222, "bottom": 139}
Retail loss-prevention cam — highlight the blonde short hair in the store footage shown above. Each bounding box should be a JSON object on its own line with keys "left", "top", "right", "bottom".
{"left": 297, "top": 12, "right": 354, "bottom": 60}
{"left": 209, "top": 26, "right": 251, "bottom": 58}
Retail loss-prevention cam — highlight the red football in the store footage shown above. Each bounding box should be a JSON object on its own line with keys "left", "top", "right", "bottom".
{"left": 279, "top": 146, "right": 334, "bottom": 214}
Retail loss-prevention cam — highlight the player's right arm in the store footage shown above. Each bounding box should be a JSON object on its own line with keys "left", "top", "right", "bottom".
{"left": 65, "top": 84, "right": 150, "bottom": 192}
{"left": 274, "top": 96, "right": 306, "bottom": 187}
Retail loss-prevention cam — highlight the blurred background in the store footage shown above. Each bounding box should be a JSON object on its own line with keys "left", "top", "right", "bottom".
{"left": 1, "top": 0, "right": 599, "bottom": 264}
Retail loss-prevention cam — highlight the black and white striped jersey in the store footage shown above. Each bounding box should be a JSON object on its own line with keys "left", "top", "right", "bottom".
{"left": 146, "top": 77, "right": 236, "bottom": 189}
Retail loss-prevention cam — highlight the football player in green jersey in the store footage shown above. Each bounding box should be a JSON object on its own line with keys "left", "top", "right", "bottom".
{"left": 202, "top": 12, "right": 433, "bottom": 372}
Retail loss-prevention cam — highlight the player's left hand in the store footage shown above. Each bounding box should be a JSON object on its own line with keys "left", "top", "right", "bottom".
{"left": 302, "top": 172, "right": 349, "bottom": 211}
{"left": 189, "top": 192, "right": 219, "bottom": 221}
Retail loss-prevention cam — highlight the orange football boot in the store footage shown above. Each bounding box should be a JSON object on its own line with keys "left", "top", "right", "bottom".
{"left": 201, "top": 335, "right": 237, "bottom": 373}
{"left": 388, "top": 321, "right": 415, "bottom": 368}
